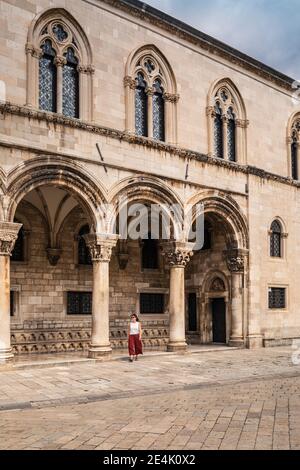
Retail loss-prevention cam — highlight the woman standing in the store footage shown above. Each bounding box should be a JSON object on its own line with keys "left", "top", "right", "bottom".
{"left": 128, "top": 313, "right": 143, "bottom": 362}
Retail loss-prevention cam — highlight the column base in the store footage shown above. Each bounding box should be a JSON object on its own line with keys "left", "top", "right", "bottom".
{"left": 88, "top": 345, "right": 112, "bottom": 359}
{"left": 0, "top": 348, "right": 14, "bottom": 364}
{"left": 246, "top": 335, "right": 263, "bottom": 349}
{"left": 167, "top": 342, "right": 188, "bottom": 353}
{"left": 229, "top": 337, "right": 245, "bottom": 348}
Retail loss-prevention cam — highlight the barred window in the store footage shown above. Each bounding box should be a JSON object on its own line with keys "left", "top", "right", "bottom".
{"left": 214, "top": 102, "right": 223, "bottom": 159}
{"left": 140, "top": 293, "right": 164, "bottom": 314}
{"left": 78, "top": 225, "right": 92, "bottom": 266}
{"left": 62, "top": 47, "right": 79, "bottom": 118}
{"left": 291, "top": 135, "right": 298, "bottom": 180}
{"left": 227, "top": 107, "right": 236, "bottom": 162}
{"left": 153, "top": 79, "right": 165, "bottom": 141}
{"left": 142, "top": 236, "right": 159, "bottom": 270}
{"left": 268, "top": 288, "right": 286, "bottom": 309}
{"left": 67, "top": 292, "right": 92, "bottom": 315}
{"left": 11, "top": 225, "right": 24, "bottom": 262}
{"left": 39, "top": 39, "right": 57, "bottom": 112}
{"left": 270, "top": 220, "right": 282, "bottom": 258}
{"left": 135, "top": 73, "right": 148, "bottom": 137}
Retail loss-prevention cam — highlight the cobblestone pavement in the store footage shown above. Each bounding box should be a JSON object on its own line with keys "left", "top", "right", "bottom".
{"left": 0, "top": 347, "right": 300, "bottom": 450}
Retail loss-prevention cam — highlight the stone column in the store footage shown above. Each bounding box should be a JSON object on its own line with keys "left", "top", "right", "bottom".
{"left": 226, "top": 249, "right": 247, "bottom": 347}
{"left": 0, "top": 222, "right": 22, "bottom": 363}
{"left": 162, "top": 241, "right": 194, "bottom": 352}
{"left": 84, "top": 233, "right": 119, "bottom": 359}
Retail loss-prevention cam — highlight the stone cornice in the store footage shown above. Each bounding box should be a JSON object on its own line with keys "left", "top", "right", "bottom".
{"left": 1, "top": 102, "right": 300, "bottom": 190}
{"left": 100, "top": 0, "right": 295, "bottom": 92}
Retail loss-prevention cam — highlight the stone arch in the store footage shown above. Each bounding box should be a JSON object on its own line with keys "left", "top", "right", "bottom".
{"left": 202, "top": 270, "right": 229, "bottom": 295}
{"left": 207, "top": 77, "right": 247, "bottom": 120}
{"left": 186, "top": 190, "right": 249, "bottom": 250}
{"left": 28, "top": 8, "right": 93, "bottom": 64}
{"left": 108, "top": 175, "right": 183, "bottom": 239}
{"left": 126, "top": 44, "right": 177, "bottom": 94}
{"left": 6, "top": 157, "right": 107, "bottom": 232}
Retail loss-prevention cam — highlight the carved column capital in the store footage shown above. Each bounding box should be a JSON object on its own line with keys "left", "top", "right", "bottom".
{"left": 163, "top": 93, "right": 180, "bottom": 103}
{"left": 25, "top": 43, "right": 42, "bottom": 59}
{"left": 124, "top": 75, "right": 136, "bottom": 90}
{"left": 161, "top": 241, "right": 194, "bottom": 268}
{"left": 78, "top": 64, "right": 95, "bottom": 75}
{"left": 84, "top": 233, "right": 119, "bottom": 262}
{"left": 225, "top": 249, "right": 248, "bottom": 273}
{"left": 0, "top": 222, "right": 22, "bottom": 256}
{"left": 206, "top": 105, "right": 216, "bottom": 117}
{"left": 236, "top": 119, "right": 249, "bottom": 129}
{"left": 54, "top": 56, "right": 67, "bottom": 67}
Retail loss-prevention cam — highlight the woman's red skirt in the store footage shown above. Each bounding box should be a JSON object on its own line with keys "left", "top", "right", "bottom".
{"left": 128, "top": 334, "right": 143, "bottom": 356}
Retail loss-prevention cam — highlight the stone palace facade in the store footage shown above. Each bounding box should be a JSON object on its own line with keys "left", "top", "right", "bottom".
{"left": 1, "top": 0, "right": 300, "bottom": 363}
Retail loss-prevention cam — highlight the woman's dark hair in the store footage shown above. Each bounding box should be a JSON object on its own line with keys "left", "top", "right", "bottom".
{"left": 130, "top": 313, "right": 140, "bottom": 322}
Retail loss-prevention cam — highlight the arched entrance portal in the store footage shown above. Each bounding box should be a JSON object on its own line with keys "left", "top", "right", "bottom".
{"left": 185, "top": 194, "right": 248, "bottom": 348}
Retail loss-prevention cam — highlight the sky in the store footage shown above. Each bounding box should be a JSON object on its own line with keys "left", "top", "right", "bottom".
{"left": 145, "top": 0, "right": 300, "bottom": 79}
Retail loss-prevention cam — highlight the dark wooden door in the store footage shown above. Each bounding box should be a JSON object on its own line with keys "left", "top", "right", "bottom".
{"left": 188, "top": 293, "right": 197, "bottom": 332}
{"left": 212, "top": 298, "right": 226, "bottom": 343}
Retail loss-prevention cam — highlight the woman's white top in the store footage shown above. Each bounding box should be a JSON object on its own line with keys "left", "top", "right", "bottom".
{"left": 130, "top": 322, "right": 140, "bottom": 335}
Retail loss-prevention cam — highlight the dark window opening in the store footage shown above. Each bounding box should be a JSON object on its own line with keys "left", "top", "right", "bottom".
{"left": 39, "top": 39, "right": 57, "bottom": 112}
{"left": 62, "top": 47, "right": 79, "bottom": 118}
{"left": 11, "top": 225, "right": 24, "bottom": 262}
{"left": 78, "top": 225, "right": 92, "bottom": 266}
{"left": 10, "top": 291, "right": 14, "bottom": 317}
{"left": 270, "top": 220, "right": 282, "bottom": 258}
{"left": 142, "top": 236, "right": 159, "bottom": 269}
{"left": 135, "top": 72, "right": 148, "bottom": 137}
{"left": 153, "top": 79, "right": 165, "bottom": 141}
{"left": 140, "top": 293, "right": 164, "bottom": 314}
{"left": 67, "top": 292, "right": 92, "bottom": 315}
{"left": 291, "top": 140, "right": 298, "bottom": 180}
{"left": 269, "top": 288, "right": 286, "bottom": 309}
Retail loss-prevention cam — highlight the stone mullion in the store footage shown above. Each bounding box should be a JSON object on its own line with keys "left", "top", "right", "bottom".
{"left": 55, "top": 56, "right": 67, "bottom": 115}
{"left": 0, "top": 222, "right": 22, "bottom": 364}
{"left": 222, "top": 115, "right": 228, "bottom": 160}
{"left": 147, "top": 88, "right": 154, "bottom": 139}
{"left": 84, "top": 233, "right": 119, "bottom": 358}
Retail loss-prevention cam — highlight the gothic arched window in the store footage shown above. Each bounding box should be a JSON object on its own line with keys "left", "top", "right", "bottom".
{"left": 11, "top": 225, "right": 25, "bottom": 262}
{"left": 208, "top": 80, "right": 247, "bottom": 163}
{"left": 153, "top": 79, "right": 165, "bottom": 141}
{"left": 135, "top": 72, "right": 148, "bottom": 137}
{"left": 227, "top": 107, "right": 236, "bottom": 162}
{"left": 142, "top": 235, "right": 159, "bottom": 270}
{"left": 63, "top": 47, "right": 79, "bottom": 118}
{"left": 39, "top": 39, "right": 57, "bottom": 112}
{"left": 270, "top": 220, "right": 282, "bottom": 258}
{"left": 214, "top": 102, "right": 223, "bottom": 159}
{"left": 126, "top": 46, "right": 178, "bottom": 143}
{"left": 78, "top": 225, "right": 92, "bottom": 266}
{"left": 27, "top": 9, "right": 94, "bottom": 120}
